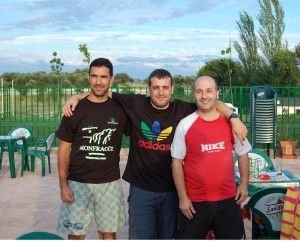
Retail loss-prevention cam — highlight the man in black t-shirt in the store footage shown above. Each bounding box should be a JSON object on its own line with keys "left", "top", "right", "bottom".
{"left": 56, "top": 58, "right": 129, "bottom": 240}
{"left": 63, "top": 69, "right": 248, "bottom": 239}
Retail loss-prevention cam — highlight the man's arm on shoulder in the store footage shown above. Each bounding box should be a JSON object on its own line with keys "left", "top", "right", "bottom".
{"left": 62, "top": 92, "right": 89, "bottom": 117}
{"left": 215, "top": 101, "right": 248, "bottom": 145}
{"left": 215, "top": 100, "right": 233, "bottom": 119}
{"left": 62, "top": 91, "right": 114, "bottom": 117}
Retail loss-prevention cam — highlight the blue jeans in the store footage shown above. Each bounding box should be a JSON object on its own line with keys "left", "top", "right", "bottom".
{"left": 128, "top": 185, "right": 179, "bottom": 239}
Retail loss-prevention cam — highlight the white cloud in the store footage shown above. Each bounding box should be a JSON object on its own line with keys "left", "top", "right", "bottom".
{"left": 0, "top": 0, "right": 299, "bottom": 79}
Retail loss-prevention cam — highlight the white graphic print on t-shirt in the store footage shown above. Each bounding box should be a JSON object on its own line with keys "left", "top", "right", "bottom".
{"left": 79, "top": 126, "right": 116, "bottom": 160}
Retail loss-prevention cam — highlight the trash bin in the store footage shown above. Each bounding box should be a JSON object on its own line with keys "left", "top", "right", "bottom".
{"left": 250, "top": 86, "right": 277, "bottom": 157}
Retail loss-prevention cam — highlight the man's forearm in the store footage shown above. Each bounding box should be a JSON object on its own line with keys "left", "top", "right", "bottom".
{"left": 58, "top": 155, "right": 70, "bottom": 188}
{"left": 71, "top": 92, "right": 89, "bottom": 101}
{"left": 70, "top": 90, "right": 113, "bottom": 101}
{"left": 238, "top": 154, "right": 249, "bottom": 185}
{"left": 57, "top": 141, "right": 72, "bottom": 188}
{"left": 172, "top": 158, "right": 188, "bottom": 199}
{"left": 215, "top": 100, "right": 233, "bottom": 119}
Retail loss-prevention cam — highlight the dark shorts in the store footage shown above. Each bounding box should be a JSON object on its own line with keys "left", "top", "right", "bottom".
{"left": 175, "top": 197, "right": 245, "bottom": 240}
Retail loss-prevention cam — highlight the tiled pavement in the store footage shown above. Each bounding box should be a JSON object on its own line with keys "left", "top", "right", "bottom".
{"left": 0, "top": 149, "right": 300, "bottom": 240}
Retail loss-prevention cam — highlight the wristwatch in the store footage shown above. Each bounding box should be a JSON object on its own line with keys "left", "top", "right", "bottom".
{"left": 228, "top": 112, "right": 238, "bottom": 121}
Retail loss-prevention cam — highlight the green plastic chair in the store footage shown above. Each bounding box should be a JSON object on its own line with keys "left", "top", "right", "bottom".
{"left": 234, "top": 148, "right": 275, "bottom": 172}
{"left": 248, "top": 187, "right": 287, "bottom": 239}
{"left": 16, "top": 231, "right": 64, "bottom": 240}
{"left": 0, "top": 126, "right": 33, "bottom": 172}
{"left": 26, "top": 130, "right": 56, "bottom": 176}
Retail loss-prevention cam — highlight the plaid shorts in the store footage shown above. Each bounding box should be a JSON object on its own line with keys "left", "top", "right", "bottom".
{"left": 57, "top": 179, "right": 126, "bottom": 235}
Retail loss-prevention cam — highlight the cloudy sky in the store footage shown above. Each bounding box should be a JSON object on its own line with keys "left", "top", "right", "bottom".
{"left": 0, "top": 0, "right": 299, "bottom": 80}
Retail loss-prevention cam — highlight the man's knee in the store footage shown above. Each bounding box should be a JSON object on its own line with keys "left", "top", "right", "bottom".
{"left": 98, "top": 231, "right": 116, "bottom": 240}
{"left": 68, "top": 234, "right": 86, "bottom": 240}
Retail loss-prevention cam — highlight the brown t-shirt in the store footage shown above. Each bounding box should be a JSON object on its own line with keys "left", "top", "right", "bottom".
{"left": 56, "top": 97, "right": 130, "bottom": 184}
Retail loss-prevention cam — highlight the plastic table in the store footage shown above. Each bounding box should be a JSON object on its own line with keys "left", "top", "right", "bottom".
{"left": 235, "top": 170, "right": 300, "bottom": 197}
{"left": 0, "top": 135, "right": 27, "bottom": 178}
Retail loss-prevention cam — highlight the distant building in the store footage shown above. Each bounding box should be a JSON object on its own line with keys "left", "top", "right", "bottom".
{"left": 277, "top": 97, "right": 300, "bottom": 115}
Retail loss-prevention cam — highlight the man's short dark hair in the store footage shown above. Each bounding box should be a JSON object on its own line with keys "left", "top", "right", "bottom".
{"left": 148, "top": 69, "right": 173, "bottom": 86}
{"left": 89, "top": 58, "right": 113, "bottom": 76}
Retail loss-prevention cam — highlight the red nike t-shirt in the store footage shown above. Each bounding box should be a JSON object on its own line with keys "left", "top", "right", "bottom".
{"left": 171, "top": 112, "right": 251, "bottom": 202}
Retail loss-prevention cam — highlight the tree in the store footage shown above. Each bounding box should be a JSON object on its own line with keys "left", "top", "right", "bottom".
{"left": 295, "top": 43, "right": 300, "bottom": 69}
{"left": 257, "top": 0, "right": 285, "bottom": 82}
{"left": 233, "top": 0, "right": 291, "bottom": 85}
{"left": 78, "top": 43, "right": 91, "bottom": 71}
{"left": 221, "top": 47, "right": 234, "bottom": 103}
{"left": 257, "top": 0, "right": 285, "bottom": 63}
{"left": 272, "top": 49, "right": 300, "bottom": 84}
{"left": 173, "top": 75, "right": 194, "bottom": 86}
{"left": 113, "top": 73, "right": 134, "bottom": 86}
{"left": 50, "top": 52, "right": 64, "bottom": 118}
{"left": 233, "top": 11, "right": 268, "bottom": 85}
{"left": 67, "top": 69, "right": 89, "bottom": 87}
{"left": 197, "top": 58, "right": 244, "bottom": 86}
{"left": 50, "top": 52, "right": 64, "bottom": 78}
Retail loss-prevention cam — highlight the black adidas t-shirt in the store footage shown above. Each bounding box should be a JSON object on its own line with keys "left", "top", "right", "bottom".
{"left": 112, "top": 93, "right": 196, "bottom": 192}
{"left": 56, "top": 97, "right": 130, "bottom": 184}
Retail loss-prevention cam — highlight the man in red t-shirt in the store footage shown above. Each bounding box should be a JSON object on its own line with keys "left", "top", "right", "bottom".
{"left": 171, "top": 76, "right": 251, "bottom": 239}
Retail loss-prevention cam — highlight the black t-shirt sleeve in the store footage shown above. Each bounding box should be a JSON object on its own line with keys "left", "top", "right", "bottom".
{"left": 112, "top": 92, "right": 144, "bottom": 110}
{"left": 190, "top": 102, "right": 197, "bottom": 111}
{"left": 123, "top": 115, "right": 131, "bottom": 136}
{"left": 111, "top": 93, "right": 135, "bottom": 136}
{"left": 173, "top": 99, "right": 197, "bottom": 117}
{"left": 56, "top": 115, "right": 74, "bottom": 143}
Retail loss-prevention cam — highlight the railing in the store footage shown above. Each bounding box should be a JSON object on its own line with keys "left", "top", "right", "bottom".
{"left": 0, "top": 85, "right": 299, "bottom": 148}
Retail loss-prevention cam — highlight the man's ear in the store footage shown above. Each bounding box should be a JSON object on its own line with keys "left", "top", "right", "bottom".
{"left": 110, "top": 76, "right": 115, "bottom": 86}
{"left": 217, "top": 89, "right": 220, "bottom": 99}
{"left": 87, "top": 73, "right": 91, "bottom": 84}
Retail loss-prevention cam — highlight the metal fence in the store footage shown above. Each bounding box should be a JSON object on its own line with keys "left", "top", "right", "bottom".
{"left": 0, "top": 85, "right": 299, "bottom": 148}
